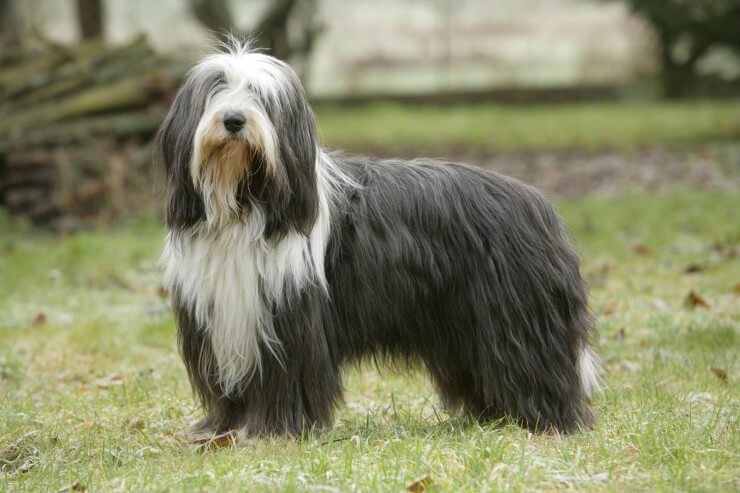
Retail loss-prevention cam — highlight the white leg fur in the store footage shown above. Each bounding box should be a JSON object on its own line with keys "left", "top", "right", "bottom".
{"left": 577, "top": 346, "right": 602, "bottom": 397}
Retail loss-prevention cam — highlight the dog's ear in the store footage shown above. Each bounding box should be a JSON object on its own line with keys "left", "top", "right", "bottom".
{"left": 268, "top": 67, "right": 321, "bottom": 237}
{"left": 155, "top": 71, "right": 222, "bottom": 228}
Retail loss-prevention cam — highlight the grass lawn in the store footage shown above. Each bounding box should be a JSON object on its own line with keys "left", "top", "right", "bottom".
{"left": 1, "top": 190, "right": 738, "bottom": 492}
{"left": 315, "top": 100, "right": 740, "bottom": 154}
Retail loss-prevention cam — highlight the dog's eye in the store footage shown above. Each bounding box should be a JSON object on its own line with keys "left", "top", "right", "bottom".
{"left": 213, "top": 75, "right": 227, "bottom": 91}
{"left": 243, "top": 82, "right": 258, "bottom": 96}
{"left": 206, "top": 75, "right": 228, "bottom": 100}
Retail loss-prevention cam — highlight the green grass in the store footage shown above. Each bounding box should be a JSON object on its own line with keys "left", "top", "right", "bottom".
{"left": 315, "top": 101, "right": 740, "bottom": 154}
{"left": 1, "top": 191, "right": 738, "bottom": 492}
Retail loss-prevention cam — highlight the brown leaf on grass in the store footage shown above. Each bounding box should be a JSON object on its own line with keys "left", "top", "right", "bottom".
{"left": 58, "top": 480, "right": 86, "bottom": 492}
{"left": 406, "top": 475, "right": 433, "bottom": 492}
{"left": 684, "top": 290, "right": 710, "bottom": 309}
{"left": 733, "top": 283, "right": 740, "bottom": 294}
{"left": 684, "top": 263, "right": 704, "bottom": 274}
{"left": 95, "top": 374, "right": 123, "bottom": 389}
{"left": 601, "top": 302, "right": 616, "bottom": 316}
{"left": 633, "top": 244, "right": 652, "bottom": 256}
{"left": 710, "top": 367, "right": 728, "bottom": 382}
{"left": 33, "top": 312, "right": 47, "bottom": 326}
{"left": 191, "top": 431, "right": 237, "bottom": 450}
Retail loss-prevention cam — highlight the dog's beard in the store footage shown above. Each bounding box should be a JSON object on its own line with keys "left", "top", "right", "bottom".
{"left": 193, "top": 129, "right": 253, "bottom": 226}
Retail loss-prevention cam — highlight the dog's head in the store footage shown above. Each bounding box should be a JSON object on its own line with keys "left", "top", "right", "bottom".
{"left": 157, "top": 40, "right": 320, "bottom": 235}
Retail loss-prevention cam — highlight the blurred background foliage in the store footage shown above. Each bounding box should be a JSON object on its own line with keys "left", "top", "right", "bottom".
{"left": 0, "top": 0, "right": 738, "bottom": 228}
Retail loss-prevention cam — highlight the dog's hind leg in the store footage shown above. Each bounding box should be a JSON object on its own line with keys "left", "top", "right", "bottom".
{"left": 425, "top": 315, "right": 599, "bottom": 433}
{"left": 472, "top": 321, "right": 598, "bottom": 434}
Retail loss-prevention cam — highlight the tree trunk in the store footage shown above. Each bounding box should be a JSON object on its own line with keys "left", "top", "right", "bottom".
{"left": 189, "top": 0, "right": 236, "bottom": 43}
{"left": 76, "top": 0, "right": 104, "bottom": 40}
{"left": 0, "top": 0, "right": 21, "bottom": 50}
{"left": 657, "top": 30, "right": 714, "bottom": 99}
{"left": 188, "top": 0, "right": 317, "bottom": 62}
{"left": 253, "top": 0, "right": 298, "bottom": 60}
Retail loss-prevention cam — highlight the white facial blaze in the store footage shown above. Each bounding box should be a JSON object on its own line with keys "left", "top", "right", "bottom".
{"left": 189, "top": 48, "right": 287, "bottom": 227}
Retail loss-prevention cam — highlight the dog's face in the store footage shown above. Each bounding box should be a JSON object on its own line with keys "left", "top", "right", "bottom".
{"left": 157, "top": 43, "right": 320, "bottom": 234}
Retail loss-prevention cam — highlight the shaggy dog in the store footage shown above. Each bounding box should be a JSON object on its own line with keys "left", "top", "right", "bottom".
{"left": 156, "top": 41, "right": 600, "bottom": 441}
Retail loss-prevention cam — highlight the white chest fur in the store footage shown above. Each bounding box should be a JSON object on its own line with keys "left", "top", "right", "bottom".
{"left": 161, "top": 213, "right": 330, "bottom": 395}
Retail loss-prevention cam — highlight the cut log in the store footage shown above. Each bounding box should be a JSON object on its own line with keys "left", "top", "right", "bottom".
{"left": 0, "top": 40, "right": 106, "bottom": 95}
{"left": 0, "top": 112, "right": 163, "bottom": 153}
{"left": 2, "top": 36, "right": 154, "bottom": 106}
{"left": 1, "top": 71, "right": 175, "bottom": 132}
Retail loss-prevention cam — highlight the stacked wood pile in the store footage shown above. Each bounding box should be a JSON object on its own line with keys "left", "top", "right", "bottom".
{"left": 0, "top": 36, "right": 185, "bottom": 229}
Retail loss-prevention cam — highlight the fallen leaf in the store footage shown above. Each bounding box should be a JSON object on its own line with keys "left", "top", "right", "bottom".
{"left": 710, "top": 367, "right": 728, "bottom": 382}
{"left": 33, "top": 312, "right": 47, "bottom": 326}
{"left": 58, "top": 480, "right": 85, "bottom": 492}
{"left": 406, "top": 475, "right": 433, "bottom": 492}
{"left": 95, "top": 374, "right": 124, "bottom": 389}
{"left": 601, "top": 302, "right": 616, "bottom": 316}
{"left": 685, "top": 291, "right": 710, "bottom": 308}
{"left": 684, "top": 263, "right": 704, "bottom": 274}
{"left": 633, "top": 244, "right": 652, "bottom": 256}
{"left": 191, "top": 431, "right": 236, "bottom": 450}
{"left": 733, "top": 283, "right": 740, "bottom": 294}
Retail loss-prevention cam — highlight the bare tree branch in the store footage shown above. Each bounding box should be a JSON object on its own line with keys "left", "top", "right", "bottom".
{"left": 187, "top": 0, "right": 322, "bottom": 64}
{"left": 0, "top": 0, "right": 21, "bottom": 49}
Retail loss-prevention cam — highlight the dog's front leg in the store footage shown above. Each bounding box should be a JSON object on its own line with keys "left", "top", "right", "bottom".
{"left": 236, "top": 296, "right": 343, "bottom": 439}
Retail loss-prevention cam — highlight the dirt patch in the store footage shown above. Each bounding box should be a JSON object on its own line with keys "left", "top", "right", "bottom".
{"left": 464, "top": 145, "right": 739, "bottom": 197}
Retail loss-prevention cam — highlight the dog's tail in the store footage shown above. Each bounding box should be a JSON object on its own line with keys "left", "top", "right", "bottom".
{"left": 577, "top": 345, "right": 602, "bottom": 397}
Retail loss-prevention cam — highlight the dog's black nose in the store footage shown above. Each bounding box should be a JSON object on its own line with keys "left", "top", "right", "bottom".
{"left": 223, "top": 112, "right": 246, "bottom": 133}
